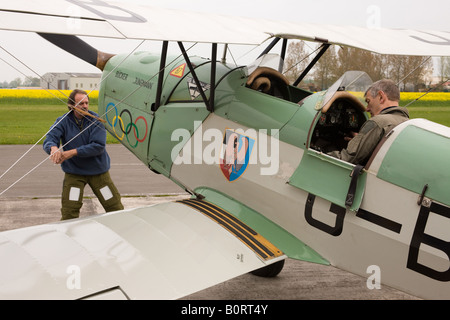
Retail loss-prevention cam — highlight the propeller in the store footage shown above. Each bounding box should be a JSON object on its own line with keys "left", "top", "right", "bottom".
{"left": 37, "top": 33, "right": 114, "bottom": 71}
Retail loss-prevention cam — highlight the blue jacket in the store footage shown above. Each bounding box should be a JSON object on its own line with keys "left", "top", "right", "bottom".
{"left": 43, "top": 111, "right": 110, "bottom": 175}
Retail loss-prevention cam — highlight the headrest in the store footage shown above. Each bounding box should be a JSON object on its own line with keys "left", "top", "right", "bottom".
{"left": 246, "top": 67, "right": 289, "bottom": 88}
{"left": 321, "top": 91, "right": 366, "bottom": 113}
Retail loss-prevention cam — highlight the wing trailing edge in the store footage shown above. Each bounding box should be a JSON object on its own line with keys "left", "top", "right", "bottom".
{"left": 0, "top": 200, "right": 285, "bottom": 300}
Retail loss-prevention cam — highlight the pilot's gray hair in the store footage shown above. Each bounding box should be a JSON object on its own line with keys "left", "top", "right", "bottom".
{"left": 365, "top": 79, "right": 400, "bottom": 102}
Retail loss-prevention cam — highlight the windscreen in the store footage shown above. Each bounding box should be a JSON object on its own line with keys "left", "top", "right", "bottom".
{"left": 317, "top": 71, "right": 373, "bottom": 110}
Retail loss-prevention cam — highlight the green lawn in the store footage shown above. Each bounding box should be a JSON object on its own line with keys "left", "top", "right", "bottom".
{"left": 0, "top": 100, "right": 449, "bottom": 144}
{"left": 0, "top": 104, "right": 118, "bottom": 144}
{"left": 401, "top": 97, "right": 450, "bottom": 125}
{"left": 408, "top": 106, "right": 450, "bottom": 126}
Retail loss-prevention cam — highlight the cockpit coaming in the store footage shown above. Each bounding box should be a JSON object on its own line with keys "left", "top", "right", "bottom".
{"left": 310, "top": 92, "right": 368, "bottom": 153}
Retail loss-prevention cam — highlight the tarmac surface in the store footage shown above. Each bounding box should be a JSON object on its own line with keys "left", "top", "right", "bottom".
{"left": 0, "top": 144, "right": 419, "bottom": 300}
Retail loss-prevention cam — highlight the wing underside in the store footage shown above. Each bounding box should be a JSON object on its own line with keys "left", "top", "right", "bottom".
{"left": 0, "top": 199, "right": 285, "bottom": 300}
{"left": 0, "top": 1, "right": 450, "bottom": 56}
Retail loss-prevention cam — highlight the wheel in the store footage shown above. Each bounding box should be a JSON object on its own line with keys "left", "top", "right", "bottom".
{"left": 250, "top": 260, "right": 285, "bottom": 277}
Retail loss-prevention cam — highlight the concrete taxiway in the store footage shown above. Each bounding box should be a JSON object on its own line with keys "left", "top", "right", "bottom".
{"left": 0, "top": 144, "right": 419, "bottom": 300}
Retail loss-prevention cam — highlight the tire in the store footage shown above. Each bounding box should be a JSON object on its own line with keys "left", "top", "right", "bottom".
{"left": 250, "top": 260, "right": 285, "bottom": 277}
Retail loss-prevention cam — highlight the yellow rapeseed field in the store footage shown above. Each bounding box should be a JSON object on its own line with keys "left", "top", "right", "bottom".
{"left": 0, "top": 89, "right": 71, "bottom": 99}
{"left": 349, "top": 91, "right": 450, "bottom": 101}
{"left": 0, "top": 89, "right": 99, "bottom": 104}
{"left": 400, "top": 92, "right": 450, "bottom": 101}
{"left": 0, "top": 88, "right": 449, "bottom": 105}
{"left": 0, "top": 89, "right": 449, "bottom": 144}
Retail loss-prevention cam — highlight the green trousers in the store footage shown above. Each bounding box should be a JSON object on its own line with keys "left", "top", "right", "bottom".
{"left": 61, "top": 171, "right": 124, "bottom": 220}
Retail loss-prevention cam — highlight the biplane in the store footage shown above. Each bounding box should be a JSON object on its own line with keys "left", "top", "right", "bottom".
{"left": 0, "top": 0, "right": 449, "bottom": 300}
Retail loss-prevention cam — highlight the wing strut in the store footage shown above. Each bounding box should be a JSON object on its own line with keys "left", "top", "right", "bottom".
{"left": 293, "top": 43, "right": 330, "bottom": 86}
{"left": 279, "top": 38, "right": 288, "bottom": 73}
{"left": 257, "top": 37, "right": 281, "bottom": 59}
{"left": 152, "top": 41, "right": 168, "bottom": 112}
{"left": 210, "top": 43, "right": 217, "bottom": 112}
{"left": 178, "top": 42, "right": 212, "bottom": 112}
{"left": 256, "top": 37, "right": 287, "bottom": 73}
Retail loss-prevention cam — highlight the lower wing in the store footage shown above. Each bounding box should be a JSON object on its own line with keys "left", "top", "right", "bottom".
{"left": 0, "top": 199, "right": 285, "bottom": 300}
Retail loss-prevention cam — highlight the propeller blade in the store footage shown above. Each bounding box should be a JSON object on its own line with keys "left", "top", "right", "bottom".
{"left": 37, "top": 33, "right": 114, "bottom": 71}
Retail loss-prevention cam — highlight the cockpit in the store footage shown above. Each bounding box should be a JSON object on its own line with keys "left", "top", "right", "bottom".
{"left": 310, "top": 91, "right": 367, "bottom": 153}
{"left": 309, "top": 71, "right": 372, "bottom": 153}
{"left": 243, "top": 56, "right": 371, "bottom": 155}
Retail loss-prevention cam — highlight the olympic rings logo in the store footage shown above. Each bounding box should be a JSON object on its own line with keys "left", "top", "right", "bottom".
{"left": 106, "top": 102, "right": 148, "bottom": 148}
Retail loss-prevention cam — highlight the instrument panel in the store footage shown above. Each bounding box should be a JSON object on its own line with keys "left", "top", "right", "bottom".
{"left": 311, "top": 99, "right": 367, "bottom": 152}
{"left": 317, "top": 102, "right": 362, "bottom": 128}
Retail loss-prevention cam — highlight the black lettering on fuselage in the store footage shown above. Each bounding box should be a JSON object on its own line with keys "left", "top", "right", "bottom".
{"left": 356, "top": 208, "right": 402, "bottom": 233}
{"left": 115, "top": 70, "right": 128, "bottom": 81}
{"left": 133, "top": 77, "right": 152, "bottom": 89}
{"left": 304, "top": 193, "right": 450, "bottom": 282}
{"left": 407, "top": 201, "right": 450, "bottom": 281}
{"left": 304, "top": 193, "right": 346, "bottom": 236}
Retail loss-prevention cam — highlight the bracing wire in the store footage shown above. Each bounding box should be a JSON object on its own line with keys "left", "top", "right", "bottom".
{"left": 0, "top": 118, "right": 100, "bottom": 197}
{"left": 99, "top": 42, "right": 199, "bottom": 120}
{"left": 403, "top": 78, "right": 450, "bottom": 108}
{"left": 395, "top": 56, "right": 444, "bottom": 108}
{"left": 0, "top": 39, "right": 198, "bottom": 197}
{"left": 283, "top": 44, "right": 321, "bottom": 76}
{"left": 0, "top": 39, "right": 146, "bottom": 196}
{"left": 396, "top": 56, "right": 432, "bottom": 87}
{"left": 0, "top": 55, "right": 75, "bottom": 181}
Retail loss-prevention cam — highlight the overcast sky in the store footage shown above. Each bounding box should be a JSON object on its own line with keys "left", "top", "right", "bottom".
{"left": 1, "top": 0, "right": 449, "bottom": 82}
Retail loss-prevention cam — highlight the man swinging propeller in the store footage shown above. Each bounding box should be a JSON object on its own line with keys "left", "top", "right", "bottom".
{"left": 43, "top": 89, "right": 124, "bottom": 220}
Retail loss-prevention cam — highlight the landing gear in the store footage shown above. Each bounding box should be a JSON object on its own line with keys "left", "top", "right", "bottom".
{"left": 250, "top": 260, "right": 285, "bottom": 277}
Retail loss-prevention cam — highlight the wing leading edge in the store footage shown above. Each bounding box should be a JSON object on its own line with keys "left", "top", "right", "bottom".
{"left": 0, "top": 200, "right": 285, "bottom": 300}
{"left": 0, "top": 1, "right": 450, "bottom": 56}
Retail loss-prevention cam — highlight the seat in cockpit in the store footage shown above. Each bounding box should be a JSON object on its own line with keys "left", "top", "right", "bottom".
{"left": 310, "top": 91, "right": 368, "bottom": 153}
{"left": 246, "top": 66, "right": 290, "bottom": 100}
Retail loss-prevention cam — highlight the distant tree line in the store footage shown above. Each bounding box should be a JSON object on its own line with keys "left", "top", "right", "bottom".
{"left": 283, "top": 41, "right": 449, "bottom": 92}
{"left": 0, "top": 77, "right": 40, "bottom": 88}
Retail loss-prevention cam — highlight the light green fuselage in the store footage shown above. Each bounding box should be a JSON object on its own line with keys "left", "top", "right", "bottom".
{"left": 98, "top": 52, "right": 450, "bottom": 299}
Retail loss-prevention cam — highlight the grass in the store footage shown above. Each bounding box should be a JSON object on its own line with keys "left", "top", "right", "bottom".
{"left": 0, "top": 104, "right": 118, "bottom": 144}
{"left": 400, "top": 96, "right": 450, "bottom": 126}
{"left": 407, "top": 106, "right": 450, "bottom": 125}
{"left": 0, "top": 98, "right": 449, "bottom": 144}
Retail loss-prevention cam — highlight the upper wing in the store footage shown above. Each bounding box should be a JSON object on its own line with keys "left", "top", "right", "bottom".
{"left": 0, "top": 199, "right": 286, "bottom": 299}
{"left": 1, "top": 0, "right": 450, "bottom": 56}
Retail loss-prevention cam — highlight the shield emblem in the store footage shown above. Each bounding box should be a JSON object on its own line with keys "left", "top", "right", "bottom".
{"left": 219, "top": 129, "right": 254, "bottom": 182}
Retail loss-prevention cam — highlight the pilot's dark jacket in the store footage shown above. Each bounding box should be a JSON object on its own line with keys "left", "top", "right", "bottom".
{"left": 43, "top": 110, "right": 110, "bottom": 175}
{"left": 43, "top": 110, "right": 123, "bottom": 220}
{"left": 328, "top": 106, "right": 409, "bottom": 165}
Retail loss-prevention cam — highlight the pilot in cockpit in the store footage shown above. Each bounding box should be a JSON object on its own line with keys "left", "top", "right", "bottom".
{"left": 327, "top": 79, "right": 409, "bottom": 165}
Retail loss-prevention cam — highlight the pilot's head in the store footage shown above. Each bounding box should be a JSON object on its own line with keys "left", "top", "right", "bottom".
{"left": 364, "top": 79, "right": 400, "bottom": 117}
